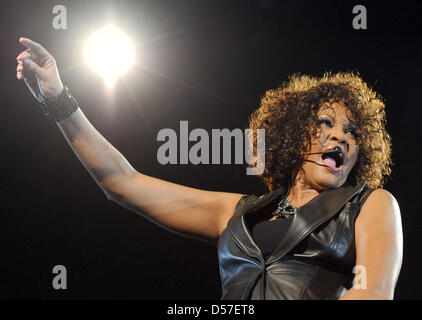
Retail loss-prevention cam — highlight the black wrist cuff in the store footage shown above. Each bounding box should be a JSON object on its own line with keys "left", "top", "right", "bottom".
{"left": 39, "top": 86, "right": 79, "bottom": 122}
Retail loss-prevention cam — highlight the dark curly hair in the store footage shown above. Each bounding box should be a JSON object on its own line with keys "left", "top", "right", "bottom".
{"left": 248, "top": 71, "right": 392, "bottom": 191}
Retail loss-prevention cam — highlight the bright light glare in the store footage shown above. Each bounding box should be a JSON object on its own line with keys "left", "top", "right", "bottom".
{"left": 84, "top": 25, "right": 135, "bottom": 88}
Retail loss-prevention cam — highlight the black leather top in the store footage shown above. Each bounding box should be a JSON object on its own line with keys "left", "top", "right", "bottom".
{"left": 249, "top": 218, "right": 293, "bottom": 259}
{"left": 217, "top": 181, "right": 374, "bottom": 300}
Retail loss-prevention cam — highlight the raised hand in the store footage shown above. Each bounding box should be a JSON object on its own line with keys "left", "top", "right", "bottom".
{"left": 16, "top": 37, "right": 64, "bottom": 101}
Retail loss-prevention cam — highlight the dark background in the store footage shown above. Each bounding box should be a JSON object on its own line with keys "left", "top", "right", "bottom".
{"left": 0, "top": 0, "right": 421, "bottom": 299}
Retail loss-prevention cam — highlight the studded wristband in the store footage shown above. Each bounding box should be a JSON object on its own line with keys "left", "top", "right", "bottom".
{"left": 39, "top": 86, "right": 79, "bottom": 122}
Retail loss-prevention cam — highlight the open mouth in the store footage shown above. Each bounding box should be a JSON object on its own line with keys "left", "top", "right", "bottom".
{"left": 321, "top": 150, "right": 344, "bottom": 169}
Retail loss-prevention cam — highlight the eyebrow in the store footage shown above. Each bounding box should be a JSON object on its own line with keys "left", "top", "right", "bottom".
{"left": 319, "top": 115, "right": 357, "bottom": 128}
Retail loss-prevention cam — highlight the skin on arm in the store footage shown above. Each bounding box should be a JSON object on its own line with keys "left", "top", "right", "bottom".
{"left": 56, "top": 109, "right": 243, "bottom": 245}
{"left": 16, "top": 37, "right": 243, "bottom": 246}
{"left": 339, "top": 189, "right": 403, "bottom": 300}
{"left": 55, "top": 86, "right": 244, "bottom": 245}
{"left": 101, "top": 172, "right": 244, "bottom": 244}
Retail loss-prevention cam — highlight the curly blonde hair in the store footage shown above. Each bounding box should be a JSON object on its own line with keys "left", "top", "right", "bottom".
{"left": 248, "top": 71, "right": 392, "bottom": 191}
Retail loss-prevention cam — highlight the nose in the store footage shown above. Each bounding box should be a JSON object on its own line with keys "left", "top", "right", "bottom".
{"left": 328, "top": 127, "right": 349, "bottom": 152}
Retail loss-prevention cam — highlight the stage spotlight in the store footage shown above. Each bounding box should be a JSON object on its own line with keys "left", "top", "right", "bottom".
{"left": 83, "top": 25, "right": 135, "bottom": 88}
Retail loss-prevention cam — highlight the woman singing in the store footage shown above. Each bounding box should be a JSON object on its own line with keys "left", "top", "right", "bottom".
{"left": 16, "top": 37, "right": 402, "bottom": 300}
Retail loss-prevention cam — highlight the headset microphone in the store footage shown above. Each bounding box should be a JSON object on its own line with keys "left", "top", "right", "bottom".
{"left": 302, "top": 146, "right": 342, "bottom": 156}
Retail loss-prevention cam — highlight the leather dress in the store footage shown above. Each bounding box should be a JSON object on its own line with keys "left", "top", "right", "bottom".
{"left": 217, "top": 181, "right": 374, "bottom": 300}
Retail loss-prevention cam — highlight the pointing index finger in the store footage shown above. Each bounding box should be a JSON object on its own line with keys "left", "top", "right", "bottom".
{"left": 19, "top": 37, "right": 49, "bottom": 57}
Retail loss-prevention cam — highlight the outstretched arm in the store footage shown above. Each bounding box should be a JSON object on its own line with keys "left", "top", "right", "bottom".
{"left": 16, "top": 37, "right": 243, "bottom": 245}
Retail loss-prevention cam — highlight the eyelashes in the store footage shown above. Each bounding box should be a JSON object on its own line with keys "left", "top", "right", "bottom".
{"left": 317, "top": 118, "right": 332, "bottom": 127}
{"left": 317, "top": 118, "right": 358, "bottom": 138}
{"left": 345, "top": 128, "right": 358, "bottom": 138}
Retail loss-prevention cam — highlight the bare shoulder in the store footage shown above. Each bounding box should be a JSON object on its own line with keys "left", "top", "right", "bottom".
{"left": 353, "top": 189, "right": 403, "bottom": 298}
{"left": 361, "top": 188, "right": 400, "bottom": 213}
{"left": 356, "top": 188, "right": 402, "bottom": 231}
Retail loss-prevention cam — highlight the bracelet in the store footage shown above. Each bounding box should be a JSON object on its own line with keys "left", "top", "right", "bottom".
{"left": 39, "top": 86, "right": 79, "bottom": 122}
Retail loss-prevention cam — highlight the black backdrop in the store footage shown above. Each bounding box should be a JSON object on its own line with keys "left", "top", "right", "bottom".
{"left": 0, "top": 0, "right": 421, "bottom": 299}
